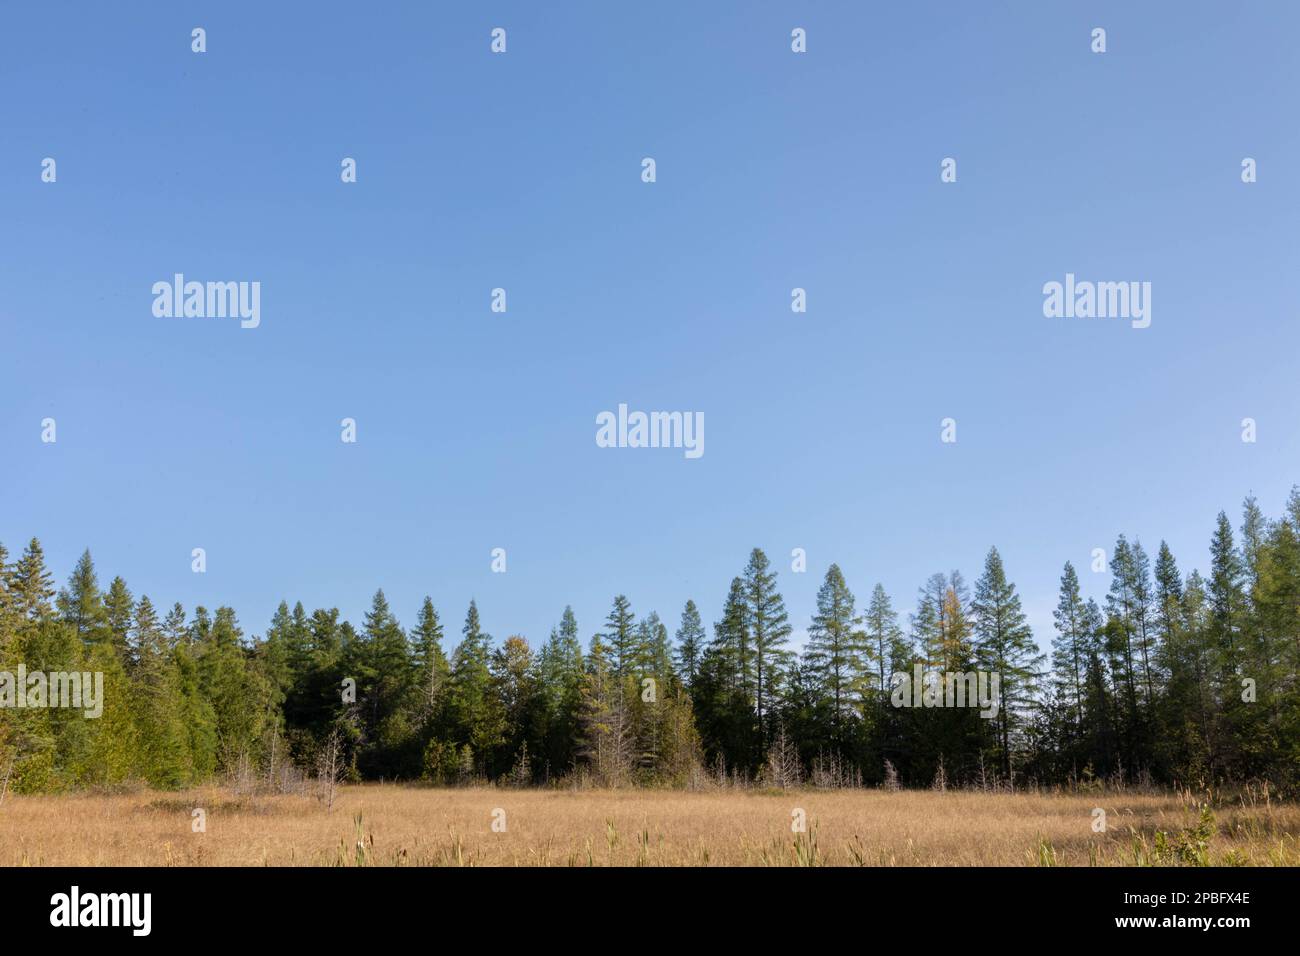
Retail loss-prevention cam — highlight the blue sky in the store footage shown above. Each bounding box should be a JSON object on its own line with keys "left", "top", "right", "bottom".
{"left": 2, "top": 1, "right": 1298, "bottom": 655}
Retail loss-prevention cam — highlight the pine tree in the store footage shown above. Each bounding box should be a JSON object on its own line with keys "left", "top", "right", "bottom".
{"left": 1174, "top": 570, "right": 1215, "bottom": 776}
{"left": 446, "top": 600, "right": 503, "bottom": 774}
{"left": 1255, "top": 498, "right": 1300, "bottom": 775}
{"left": 603, "top": 595, "right": 640, "bottom": 679}
{"left": 491, "top": 635, "right": 536, "bottom": 779}
{"left": 9, "top": 539, "right": 55, "bottom": 622}
{"left": 198, "top": 607, "right": 269, "bottom": 772}
{"left": 261, "top": 601, "right": 295, "bottom": 706}
{"left": 57, "top": 550, "right": 109, "bottom": 648}
{"left": 1207, "top": 511, "right": 1248, "bottom": 776}
{"left": 103, "top": 576, "right": 135, "bottom": 667}
{"left": 640, "top": 611, "right": 673, "bottom": 681}
{"left": 576, "top": 632, "right": 633, "bottom": 785}
{"left": 1240, "top": 494, "right": 1267, "bottom": 591}
{"left": 631, "top": 612, "right": 674, "bottom": 775}
{"left": 0, "top": 541, "right": 57, "bottom": 792}
{"left": 741, "top": 548, "right": 793, "bottom": 753}
{"left": 162, "top": 602, "right": 187, "bottom": 647}
{"left": 1154, "top": 543, "right": 1184, "bottom": 646}
{"left": 1051, "top": 562, "right": 1090, "bottom": 732}
{"left": 804, "top": 564, "right": 866, "bottom": 745}
{"left": 411, "top": 597, "right": 450, "bottom": 723}
{"left": 131, "top": 596, "right": 191, "bottom": 787}
{"left": 349, "top": 589, "right": 416, "bottom": 776}
{"left": 175, "top": 637, "right": 218, "bottom": 780}
{"left": 6, "top": 486, "right": 1299, "bottom": 792}
{"left": 972, "top": 547, "right": 1043, "bottom": 776}
{"left": 1105, "top": 536, "right": 1142, "bottom": 734}
{"left": 914, "top": 572, "right": 974, "bottom": 674}
{"left": 79, "top": 639, "right": 139, "bottom": 786}
{"left": 1128, "top": 541, "right": 1160, "bottom": 709}
{"left": 536, "top": 607, "right": 584, "bottom": 778}
{"left": 864, "top": 583, "right": 907, "bottom": 702}
{"left": 673, "top": 599, "right": 706, "bottom": 689}
{"left": 711, "top": 577, "right": 750, "bottom": 698}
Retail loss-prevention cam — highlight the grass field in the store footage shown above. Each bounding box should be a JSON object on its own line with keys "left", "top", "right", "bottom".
{"left": 1, "top": 785, "right": 1297, "bottom": 866}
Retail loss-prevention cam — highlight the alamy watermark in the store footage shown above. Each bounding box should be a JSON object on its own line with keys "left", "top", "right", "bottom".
{"left": 890, "top": 665, "right": 1000, "bottom": 719}
{"left": 0, "top": 665, "right": 103, "bottom": 718}
{"left": 152, "top": 273, "right": 260, "bottom": 329}
{"left": 50, "top": 886, "right": 150, "bottom": 936}
{"left": 595, "top": 404, "right": 704, "bottom": 459}
{"left": 1042, "top": 273, "right": 1150, "bottom": 329}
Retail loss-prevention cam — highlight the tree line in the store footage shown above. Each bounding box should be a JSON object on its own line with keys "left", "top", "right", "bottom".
{"left": 2, "top": 488, "right": 1298, "bottom": 793}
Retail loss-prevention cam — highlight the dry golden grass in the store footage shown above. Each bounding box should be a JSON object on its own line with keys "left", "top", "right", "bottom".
{"left": 1, "top": 785, "right": 1298, "bottom": 866}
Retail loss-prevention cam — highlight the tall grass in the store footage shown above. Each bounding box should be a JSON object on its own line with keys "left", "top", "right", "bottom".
{"left": 0, "top": 785, "right": 1296, "bottom": 866}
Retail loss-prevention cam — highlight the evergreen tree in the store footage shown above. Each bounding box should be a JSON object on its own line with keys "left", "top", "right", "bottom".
{"left": 57, "top": 550, "right": 109, "bottom": 648}
{"left": 640, "top": 611, "right": 673, "bottom": 681}
{"left": 712, "top": 577, "right": 750, "bottom": 697}
{"left": 1207, "top": 511, "right": 1248, "bottom": 776}
{"left": 1051, "top": 562, "right": 1090, "bottom": 733}
{"left": 804, "top": 564, "right": 866, "bottom": 746}
{"left": 131, "top": 596, "right": 191, "bottom": 787}
{"left": 864, "top": 583, "right": 907, "bottom": 702}
{"left": 576, "top": 633, "right": 633, "bottom": 785}
{"left": 491, "top": 635, "right": 537, "bottom": 779}
{"left": 603, "top": 595, "right": 640, "bottom": 679}
{"left": 1128, "top": 541, "right": 1160, "bottom": 709}
{"left": 7, "top": 489, "right": 1300, "bottom": 792}
{"left": 741, "top": 548, "right": 793, "bottom": 753}
{"left": 536, "top": 606, "right": 584, "bottom": 779}
{"left": 9, "top": 538, "right": 55, "bottom": 622}
{"left": 914, "top": 572, "right": 974, "bottom": 674}
{"left": 1105, "top": 535, "right": 1141, "bottom": 727}
{"left": 673, "top": 599, "right": 706, "bottom": 689}
{"left": 972, "top": 547, "right": 1043, "bottom": 776}
{"left": 103, "top": 576, "right": 135, "bottom": 667}
{"left": 445, "top": 600, "right": 503, "bottom": 775}
{"left": 349, "top": 589, "right": 416, "bottom": 776}
{"left": 198, "top": 607, "right": 269, "bottom": 772}
{"left": 162, "top": 602, "right": 188, "bottom": 647}
{"left": 411, "top": 596, "right": 450, "bottom": 724}
{"left": 261, "top": 601, "right": 295, "bottom": 707}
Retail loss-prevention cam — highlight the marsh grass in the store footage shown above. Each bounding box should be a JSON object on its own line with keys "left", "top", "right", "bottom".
{"left": 1, "top": 785, "right": 1297, "bottom": 866}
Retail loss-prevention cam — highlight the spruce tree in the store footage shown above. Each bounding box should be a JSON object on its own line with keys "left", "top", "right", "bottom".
{"left": 640, "top": 611, "right": 673, "bottom": 681}
{"left": 1207, "top": 511, "right": 1248, "bottom": 775}
{"left": 712, "top": 577, "right": 750, "bottom": 697}
{"left": 103, "top": 576, "right": 135, "bottom": 667}
{"left": 536, "top": 607, "right": 584, "bottom": 777}
{"left": 972, "top": 547, "right": 1043, "bottom": 776}
{"left": 673, "top": 599, "right": 706, "bottom": 689}
{"left": 804, "top": 564, "right": 866, "bottom": 744}
{"left": 864, "top": 583, "right": 906, "bottom": 702}
{"left": 162, "top": 602, "right": 187, "bottom": 647}
{"left": 603, "top": 595, "right": 639, "bottom": 679}
{"left": 741, "top": 548, "right": 792, "bottom": 753}
{"left": 10, "top": 538, "right": 54, "bottom": 622}
{"left": 491, "top": 635, "right": 536, "bottom": 779}
{"left": 1051, "top": 562, "right": 1090, "bottom": 734}
{"left": 57, "top": 550, "right": 109, "bottom": 648}
{"left": 446, "top": 600, "right": 503, "bottom": 774}
{"left": 576, "top": 632, "right": 632, "bottom": 785}
{"left": 131, "top": 596, "right": 190, "bottom": 787}
{"left": 411, "top": 596, "right": 450, "bottom": 722}
{"left": 1105, "top": 536, "right": 1141, "bottom": 727}
{"left": 1128, "top": 541, "right": 1159, "bottom": 709}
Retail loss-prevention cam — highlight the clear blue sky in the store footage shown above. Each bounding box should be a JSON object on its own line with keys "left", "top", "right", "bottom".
{"left": 3, "top": 2, "right": 1297, "bottom": 655}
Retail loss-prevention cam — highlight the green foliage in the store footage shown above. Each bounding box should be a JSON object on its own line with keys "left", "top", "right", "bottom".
{"left": 4, "top": 485, "right": 1300, "bottom": 791}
